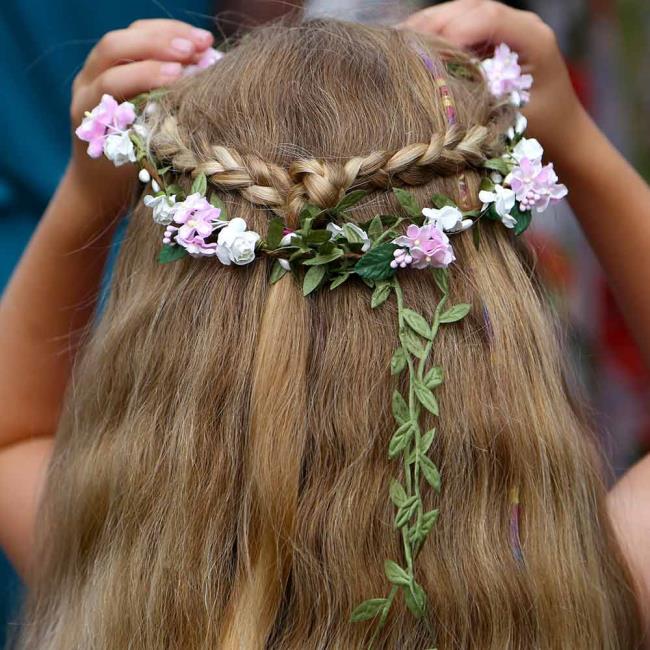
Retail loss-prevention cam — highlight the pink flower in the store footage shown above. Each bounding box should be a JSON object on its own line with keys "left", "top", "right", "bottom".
{"left": 508, "top": 159, "right": 568, "bottom": 213}
{"left": 171, "top": 193, "right": 226, "bottom": 257}
{"left": 393, "top": 224, "right": 455, "bottom": 270}
{"left": 481, "top": 44, "right": 533, "bottom": 107}
{"left": 75, "top": 94, "right": 136, "bottom": 158}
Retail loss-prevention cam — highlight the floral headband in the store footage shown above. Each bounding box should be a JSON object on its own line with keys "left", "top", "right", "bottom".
{"left": 77, "top": 42, "right": 566, "bottom": 647}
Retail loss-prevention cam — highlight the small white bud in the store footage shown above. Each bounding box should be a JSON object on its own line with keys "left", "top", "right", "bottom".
{"left": 279, "top": 259, "right": 291, "bottom": 271}
{"left": 152, "top": 180, "right": 161, "bottom": 193}
{"left": 138, "top": 169, "right": 151, "bottom": 183}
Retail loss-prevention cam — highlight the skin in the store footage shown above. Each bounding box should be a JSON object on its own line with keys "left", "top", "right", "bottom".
{"left": 0, "top": 4, "right": 649, "bottom": 634}
{"left": 403, "top": 0, "right": 650, "bottom": 636}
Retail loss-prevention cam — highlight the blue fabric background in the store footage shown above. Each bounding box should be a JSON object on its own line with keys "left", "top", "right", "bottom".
{"left": 0, "top": 0, "right": 213, "bottom": 639}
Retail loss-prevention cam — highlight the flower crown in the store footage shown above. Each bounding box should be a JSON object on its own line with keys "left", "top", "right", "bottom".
{"left": 77, "top": 42, "right": 566, "bottom": 647}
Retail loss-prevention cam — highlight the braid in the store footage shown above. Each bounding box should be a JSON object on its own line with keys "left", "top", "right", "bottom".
{"left": 150, "top": 117, "right": 503, "bottom": 221}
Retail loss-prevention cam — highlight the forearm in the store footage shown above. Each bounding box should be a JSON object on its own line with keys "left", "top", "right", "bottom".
{"left": 549, "top": 108, "right": 650, "bottom": 366}
{"left": 0, "top": 166, "right": 124, "bottom": 448}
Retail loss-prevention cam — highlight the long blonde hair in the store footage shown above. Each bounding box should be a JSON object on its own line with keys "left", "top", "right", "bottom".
{"left": 16, "top": 18, "right": 643, "bottom": 650}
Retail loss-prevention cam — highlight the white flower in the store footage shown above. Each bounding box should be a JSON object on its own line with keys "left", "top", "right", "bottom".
{"left": 326, "top": 222, "right": 371, "bottom": 251}
{"left": 216, "top": 218, "right": 260, "bottom": 266}
{"left": 506, "top": 113, "right": 528, "bottom": 141}
{"left": 512, "top": 137, "right": 543, "bottom": 164}
{"left": 138, "top": 169, "right": 151, "bottom": 183}
{"left": 279, "top": 231, "right": 298, "bottom": 247}
{"left": 144, "top": 193, "right": 177, "bottom": 225}
{"left": 279, "top": 259, "right": 291, "bottom": 271}
{"left": 422, "top": 205, "right": 464, "bottom": 233}
{"left": 479, "top": 185, "right": 517, "bottom": 229}
{"left": 103, "top": 131, "right": 136, "bottom": 166}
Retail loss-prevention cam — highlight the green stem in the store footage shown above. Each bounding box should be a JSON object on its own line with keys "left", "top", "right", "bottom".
{"left": 373, "top": 218, "right": 405, "bottom": 247}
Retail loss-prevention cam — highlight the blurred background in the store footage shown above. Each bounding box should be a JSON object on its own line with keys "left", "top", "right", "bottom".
{"left": 1, "top": 0, "right": 648, "bottom": 641}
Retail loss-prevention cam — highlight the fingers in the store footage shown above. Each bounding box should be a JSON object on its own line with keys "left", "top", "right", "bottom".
{"left": 399, "top": 0, "right": 481, "bottom": 32}
{"left": 74, "top": 60, "right": 183, "bottom": 117}
{"left": 82, "top": 19, "right": 213, "bottom": 81}
{"left": 400, "top": 0, "right": 552, "bottom": 62}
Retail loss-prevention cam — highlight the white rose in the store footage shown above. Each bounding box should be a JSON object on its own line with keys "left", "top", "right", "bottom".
{"left": 326, "top": 222, "right": 370, "bottom": 251}
{"left": 144, "top": 194, "right": 177, "bottom": 225}
{"left": 216, "top": 218, "right": 260, "bottom": 266}
{"left": 422, "top": 205, "right": 463, "bottom": 233}
{"left": 103, "top": 131, "right": 136, "bottom": 167}
{"left": 479, "top": 185, "right": 516, "bottom": 228}
{"left": 512, "top": 137, "right": 543, "bottom": 164}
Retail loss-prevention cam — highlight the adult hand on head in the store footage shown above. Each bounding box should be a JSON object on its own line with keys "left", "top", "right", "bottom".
{"left": 69, "top": 19, "right": 214, "bottom": 218}
{"left": 400, "top": 0, "right": 585, "bottom": 160}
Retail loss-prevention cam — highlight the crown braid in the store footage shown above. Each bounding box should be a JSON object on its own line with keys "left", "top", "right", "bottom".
{"left": 150, "top": 116, "right": 503, "bottom": 222}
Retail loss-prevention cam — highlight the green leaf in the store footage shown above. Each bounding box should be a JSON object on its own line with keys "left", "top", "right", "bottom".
{"left": 166, "top": 183, "right": 185, "bottom": 198}
{"left": 302, "top": 248, "right": 344, "bottom": 266}
{"left": 390, "top": 347, "right": 407, "bottom": 375}
{"left": 371, "top": 282, "right": 392, "bottom": 309}
{"left": 403, "top": 581, "right": 427, "bottom": 618}
{"left": 302, "top": 265, "right": 326, "bottom": 296}
{"left": 420, "top": 455, "right": 441, "bottom": 492}
{"left": 304, "top": 230, "right": 332, "bottom": 245}
{"left": 483, "top": 157, "right": 511, "bottom": 175}
{"left": 350, "top": 598, "right": 387, "bottom": 622}
{"left": 391, "top": 391, "right": 410, "bottom": 425}
{"left": 330, "top": 273, "right": 351, "bottom": 290}
{"left": 401, "top": 328, "right": 427, "bottom": 360}
{"left": 439, "top": 303, "right": 471, "bottom": 324}
{"left": 209, "top": 192, "right": 225, "bottom": 213}
{"left": 354, "top": 243, "right": 397, "bottom": 282}
{"left": 388, "top": 422, "right": 413, "bottom": 459}
{"left": 190, "top": 172, "right": 207, "bottom": 196}
{"left": 430, "top": 193, "right": 457, "bottom": 209}
{"left": 299, "top": 204, "right": 321, "bottom": 224}
{"left": 479, "top": 177, "right": 495, "bottom": 193}
{"left": 384, "top": 560, "right": 411, "bottom": 587}
{"left": 368, "top": 215, "right": 383, "bottom": 241}
{"left": 402, "top": 309, "right": 433, "bottom": 340}
{"left": 414, "top": 381, "right": 439, "bottom": 416}
{"left": 512, "top": 205, "right": 533, "bottom": 236}
{"left": 420, "top": 509, "right": 439, "bottom": 535}
{"left": 334, "top": 190, "right": 367, "bottom": 214}
{"left": 393, "top": 188, "right": 421, "bottom": 219}
{"left": 424, "top": 366, "right": 444, "bottom": 389}
{"left": 342, "top": 223, "right": 364, "bottom": 245}
{"left": 389, "top": 479, "right": 408, "bottom": 508}
{"left": 266, "top": 218, "right": 285, "bottom": 250}
{"left": 158, "top": 245, "right": 187, "bottom": 264}
{"left": 432, "top": 268, "right": 449, "bottom": 295}
{"left": 270, "top": 260, "right": 288, "bottom": 284}
{"left": 395, "top": 496, "right": 419, "bottom": 528}
{"left": 419, "top": 428, "right": 436, "bottom": 455}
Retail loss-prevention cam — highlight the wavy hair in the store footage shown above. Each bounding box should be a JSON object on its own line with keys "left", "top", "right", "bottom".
{"left": 15, "top": 18, "right": 643, "bottom": 650}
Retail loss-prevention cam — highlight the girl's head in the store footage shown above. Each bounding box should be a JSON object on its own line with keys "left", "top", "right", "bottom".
{"left": 18, "top": 18, "right": 642, "bottom": 650}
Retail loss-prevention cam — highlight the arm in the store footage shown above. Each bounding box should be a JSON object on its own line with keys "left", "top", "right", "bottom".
{"left": 402, "top": 0, "right": 650, "bottom": 366}
{"left": 402, "top": 0, "right": 650, "bottom": 637}
{"left": 0, "top": 19, "right": 214, "bottom": 579}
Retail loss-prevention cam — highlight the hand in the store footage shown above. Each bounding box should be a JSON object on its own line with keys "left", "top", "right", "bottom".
{"left": 68, "top": 19, "right": 214, "bottom": 218}
{"left": 400, "top": 0, "right": 587, "bottom": 160}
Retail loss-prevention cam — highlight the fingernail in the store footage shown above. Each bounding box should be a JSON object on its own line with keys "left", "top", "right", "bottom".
{"left": 161, "top": 62, "right": 182, "bottom": 77}
{"left": 171, "top": 37, "right": 193, "bottom": 54}
{"left": 191, "top": 28, "right": 213, "bottom": 43}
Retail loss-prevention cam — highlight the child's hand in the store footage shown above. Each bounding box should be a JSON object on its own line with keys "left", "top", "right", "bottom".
{"left": 401, "top": 0, "right": 585, "bottom": 160}
{"left": 69, "top": 19, "right": 214, "bottom": 217}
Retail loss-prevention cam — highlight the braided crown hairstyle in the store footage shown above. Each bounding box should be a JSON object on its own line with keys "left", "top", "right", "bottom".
{"left": 148, "top": 22, "right": 511, "bottom": 225}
